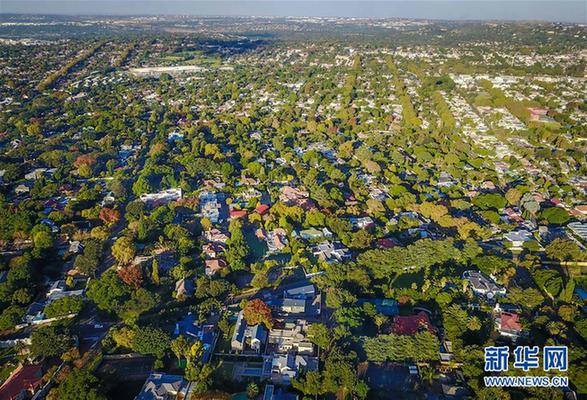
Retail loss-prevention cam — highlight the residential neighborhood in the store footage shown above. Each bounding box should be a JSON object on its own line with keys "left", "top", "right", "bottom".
{"left": 0, "top": 11, "right": 585, "bottom": 400}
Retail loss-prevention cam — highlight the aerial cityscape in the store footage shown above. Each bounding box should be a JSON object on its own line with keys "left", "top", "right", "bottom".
{"left": 0, "top": 5, "right": 586, "bottom": 400}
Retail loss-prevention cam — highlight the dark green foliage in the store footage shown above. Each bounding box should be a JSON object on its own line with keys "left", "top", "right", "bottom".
{"left": 57, "top": 368, "right": 106, "bottom": 400}
{"left": 132, "top": 326, "right": 171, "bottom": 358}
{"left": 44, "top": 295, "right": 84, "bottom": 318}
{"left": 30, "top": 325, "right": 71, "bottom": 357}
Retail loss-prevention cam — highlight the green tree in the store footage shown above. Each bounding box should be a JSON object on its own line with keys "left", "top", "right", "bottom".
{"left": 132, "top": 326, "right": 171, "bottom": 358}
{"left": 56, "top": 368, "right": 106, "bottom": 400}
{"left": 30, "top": 326, "right": 71, "bottom": 357}
{"left": 540, "top": 207, "right": 569, "bottom": 225}
{"left": 112, "top": 236, "right": 136, "bottom": 265}
{"left": 545, "top": 238, "right": 583, "bottom": 262}
{"left": 246, "top": 382, "right": 259, "bottom": 399}
{"left": 0, "top": 305, "right": 25, "bottom": 330}
{"left": 44, "top": 296, "right": 84, "bottom": 318}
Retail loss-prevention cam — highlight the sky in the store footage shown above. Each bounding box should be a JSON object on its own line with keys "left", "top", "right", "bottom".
{"left": 0, "top": 1, "right": 585, "bottom": 23}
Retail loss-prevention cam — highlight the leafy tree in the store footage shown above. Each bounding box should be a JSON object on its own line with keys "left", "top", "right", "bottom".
{"left": 306, "top": 323, "right": 331, "bottom": 350}
{"left": 505, "top": 187, "right": 523, "bottom": 205}
{"left": 170, "top": 335, "right": 190, "bottom": 362}
{"left": 151, "top": 258, "right": 160, "bottom": 285}
{"left": 292, "top": 370, "right": 324, "bottom": 397}
{"left": 98, "top": 207, "right": 121, "bottom": 225}
{"left": 226, "top": 219, "right": 250, "bottom": 271}
{"left": 30, "top": 326, "right": 71, "bottom": 357}
{"left": 246, "top": 382, "right": 259, "bottom": 399}
{"left": 545, "top": 238, "right": 583, "bottom": 262}
{"left": 321, "top": 349, "right": 368, "bottom": 400}
{"left": 472, "top": 193, "right": 506, "bottom": 210}
{"left": 540, "top": 207, "right": 569, "bottom": 225}
{"left": 32, "top": 225, "right": 54, "bottom": 258}
{"left": 132, "top": 326, "right": 171, "bottom": 358}
{"left": 119, "top": 288, "right": 158, "bottom": 324}
{"left": 44, "top": 296, "right": 84, "bottom": 318}
{"left": 472, "top": 255, "right": 511, "bottom": 277}
{"left": 87, "top": 270, "right": 131, "bottom": 314}
{"left": 0, "top": 305, "right": 25, "bottom": 330}
{"left": 74, "top": 239, "right": 103, "bottom": 276}
{"left": 117, "top": 265, "right": 144, "bottom": 289}
{"left": 56, "top": 368, "right": 106, "bottom": 400}
{"left": 111, "top": 326, "right": 136, "bottom": 349}
{"left": 112, "top": 236, "right": 136, "bottom": 265}
{"left": 534, "top": 269, "right": 563, "bottom": 298}
{"left": 505, "top": 287, "right": 543, "bottom": 310}
{"left": 242, "top": 299, "right": 273, "bottom": 329}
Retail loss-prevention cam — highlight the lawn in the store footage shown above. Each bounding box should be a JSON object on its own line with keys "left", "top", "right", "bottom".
{"left": 393, "top": 271, "right": 424, "bottom": 289}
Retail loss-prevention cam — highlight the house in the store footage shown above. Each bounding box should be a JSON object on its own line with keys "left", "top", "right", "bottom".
{"left": 23, "top": 302, "right": 45, "bottom": 324}
{"left": 153, "top": 249, "right": 178, "bottom": 273}
{"left": 175, "top": 278, "right": 194, "bottom": 298}
{"left": 239, "top": 187, "right": 262, "bottom": 200}
{"left": 229, "top": 209, "right": 247, "bottom": 219}
{"left": 15, "top": 183, "right": 31, "bottom": 195}
{"left": 202, "top": 228, "right": 229, "bottom": 244}
{"left": 297, "top": 227, "right": 332, "bottom": 240}
{"left": 101, "top": 191, "right": 116, "bottom": 206}
{"left": 283, "top": 283, "right": 316, "bottom": 300}
{"left": 256, "top": 204, "right": 270, "bottom": 215}
{"left": 268, "top": 353, "right": 319, "bottom": 385}
{"left": 25, "top": 168, "right": 52, "bottom": 181}
{"left": 392, "top": 311, "right": 436, "bottom": 336}
{"left": 0, "top": 363, "right": 45, "bottom": 400}
{"left": 279, "top": 186, "right": 315, "bottom": 210}
{"left": 267, "top": 320, "right": 314, "bottom": 355}
{"left": 572, "top": 204, "right": 587, "bottom": 217}
{"left": 311, "top": 241, "right": 351, "bottom": 263}
{"left": 437, "top": 171, "right": 456, "bottom": 187}
{"left": 463, "top": 270, "right": 506, "bottom": 299}
{"left": 376, "top": 237, "right": 399, "bottom": 249}
{"left": 348, "top": 216, "right": 375, "bottom": 230}
{"left": 266, "top": 229, "right": 288, "bottom": 253}
{"left": 199, "top": 191, "right": 224, "bottom": 223}
{"left": 439, "top": 339, "right": 454, "bottom": 362}
{"left": 503, "top": 230, "right": 533, "bottom": 248}
{"left": 567, "top": 222, "right": 587, "bottom": 243}
{"left": 46, "top": 280, "right": 84, "bottom": 303}
{"left": 173, "top": 313, "right": 218, "bottom": 363}
{"left": 202, "top": 242, "right": 226, "bottom": 258}
{"left": 205, "top": 259, "right": 227, "bottom": 276}
{"left": 135, "top": 373, "right": 193, "bottom": 400}
{"left": 276, "top": 298, "right": 306, "bottom": 314}
{"left": 231, "top": 311, "right": 267, "bottom": 353}
{"left": 68, "top": 240, "right": 84, "bottom": 254}
{"left": 496, "top": 311, "right": 523, "bottom": 341}
{"left": 167, "top": 130, "right": 184, "bottom": 142}
{"left": 139, "top": 188, "right": 182, "bottom": 207}
{"left": 527, "top": 107, "right": 555, "bottom": 123}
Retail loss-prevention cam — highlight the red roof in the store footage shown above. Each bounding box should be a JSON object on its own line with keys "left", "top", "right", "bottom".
{"left": 0, "top": 364, "right": 44, "bottom": 400}
{"left": 230, "top": 210, "right": 247, "bottom": 218}
{"left": 377, "top": 238, "right": 398, "bottom": 249}
{"left": 255, "top": 204, "right": 270, "bottom": 215}
{"left": 500, "top": 312, "right": 522, "bottom": 332}
{"left": 392, "top": 312, "right": 435, "bottom": 336}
